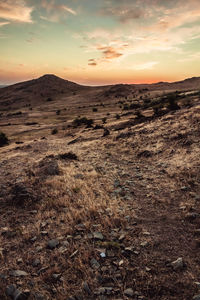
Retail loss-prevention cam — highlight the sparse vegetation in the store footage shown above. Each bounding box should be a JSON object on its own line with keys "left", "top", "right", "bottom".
{"left": 0, "top": 131, "right": 8, "bottom": 147}
{"left": 72, "top": 116, "right": 94, "bottom": 127}
{"left": 51, "top": 128, "right": 58, "bottom": 134}
{"left": 102, "top": 117, "right": 107, "bottom": 124}
{"left": 92, "top": 107, "right": 98, "bottom": 112}
{"left": 115, "top": 113, "right": 120, "bottom": 119}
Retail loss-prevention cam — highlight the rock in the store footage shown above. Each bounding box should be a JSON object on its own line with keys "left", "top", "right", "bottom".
{"left": 193, "top": 295, "right": 200, "bottom": 300}
{"left": 34, "top": 292, "right": 46, "bottom": 300}
{"left": 93, "top": 232, "right": 104, "bottom": 240}
{"left": 36, "top": 246, "right": 42, "bottom": 252}
{"left": 114, "top": 180, "right": 121, "bottom": 188}
{"left": 33, "top": 259, "right": 40, "bottom": 267}
{"left": 47, "top": 239, "right": 59, "bottom": 249}
{"left": 30, "top": 236, "right": 37, "bottom": 242}
{"left": 6, "top": 284, "right": 30, "bottom": 300}
{"left": 185, "top": 213, "right": 199, "bottom": 222}
{"left": 90, "top": 258, "right": 100, "bottom": 269}
{"left": 52, "top": 273, "right": 61, "bottom": 280}
{"left": 82, "top": 282, "right": 91, "bottom": 295}
{"left": 11, "top": 270, "right": 28, "bottom": 277}
{"left": 41, "top": 231, "right": 48, "bottom": 236}
{"left": 100, "top": 252, "right": 106, "bottom": 258}
{"left": 171, "top": 257, "right": 184, "bottom": 270}
{"left": 6, "top": 284, "right": 16, "bottom": 296}
{"left": 124, "top": 288, "right": 134, "bottom": 297}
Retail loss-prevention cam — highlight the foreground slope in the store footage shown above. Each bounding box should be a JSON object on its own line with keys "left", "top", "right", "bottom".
{"left": 0, "top": 88, "right": 200, "bottom": 299}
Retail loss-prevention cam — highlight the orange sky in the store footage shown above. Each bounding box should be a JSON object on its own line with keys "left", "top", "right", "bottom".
{"left": 0, "top": 0, "right": 200, "bottom": 85}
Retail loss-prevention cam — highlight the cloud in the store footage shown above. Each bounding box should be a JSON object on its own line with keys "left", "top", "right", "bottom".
{"left": 40, "top": 0, "right": 77, "bottom": 22}
{"left": 88, "top": 59, "right": 97, "bottom": 66}
{"left": 100, "top": 6, "right": 146, "bottom": 23}
{"left": 0, "top": 0, "right": 33, "bottom": 23}
{"left": 133, "top": 61, "right": 158, "bottom": 70}
{"left": 0, "top": 21, "right": 9, "bottom": 26}
{"left": 97, "top": 46, "right": 123, "bottom": 59}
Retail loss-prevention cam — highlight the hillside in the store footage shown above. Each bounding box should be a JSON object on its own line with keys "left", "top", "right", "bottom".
{"left": 0, "top": 76, "right": 200, "bottom": 299}
{"left": 0, "top": 74, "right": 89, "bottom": 109}
{"left": 0, "top": 75, "right": 200, "bottom": 111}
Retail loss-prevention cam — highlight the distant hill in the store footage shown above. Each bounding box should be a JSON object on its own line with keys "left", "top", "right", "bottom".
{"left": 0, "top": 74, "right": 199, "bottom": 109}
{"left": 0, "top": 74, "right": 88, "bottom": 108}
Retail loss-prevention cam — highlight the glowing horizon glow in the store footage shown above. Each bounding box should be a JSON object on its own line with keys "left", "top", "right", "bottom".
{"left": 0, "top": 0, "right": 200, "bottom": 86}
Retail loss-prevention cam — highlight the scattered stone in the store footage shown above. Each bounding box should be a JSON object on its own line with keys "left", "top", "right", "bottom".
{"left": 33, "top": 292, "right": 46, "bottom": 300}
{"left": 185, "top": 213, "right": 199, "bottom": 222}
{"left": 90, "top": 258, "right": 100, "bottom": 269}
{"left": 93, "top": 232, "right": 104, "bottom": 240}
{"left": 36, "top": 246, "right": 42, "bottom": 252}
{"left": 114, "top": 179, "right": 121, "bottom": 188}
{"left": 124, "top": 288, "right": 134, "bottom": 297}
{"left": 30, "top": 236, "right": 37, "bottom": 242}
{"left": 52, "top": 273, "right": 61, "bottom": 280}
{"left": 33, "top": 259, "right": 40, "bottom": 267}
{"left": 193, "top": 295, "right": 200, "bottom": 300}
{"left": 171, "top": 257, "right": 184, "bottom": 270}
{"left": 41, "top": 231, "right": 48, "bottom": 236}
{"left": 82, "top": 282, "right": 91, "bottom": 295}
{"left": 11, "top": 270, "right": 28, "bottom": 277}
{"left": 119, "top": 234, "right": 125, "bottom": 241}
{"left": 140, "top": 241, "right": 148, "bottom": 247}
{"left": 47, "top": 239, "right": 59, "bottom": 249}
{"left": 100, "top": 252, "right": 106, "bottom": 258}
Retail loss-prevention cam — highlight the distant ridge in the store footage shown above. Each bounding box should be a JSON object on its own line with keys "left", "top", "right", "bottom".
{"left": 0, "top": 74, "right": 199, "bottom": 109}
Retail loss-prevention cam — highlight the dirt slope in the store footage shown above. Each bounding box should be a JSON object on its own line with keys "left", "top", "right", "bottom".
{"left": 0, "top": 90, "right": 200, "bottom": 299}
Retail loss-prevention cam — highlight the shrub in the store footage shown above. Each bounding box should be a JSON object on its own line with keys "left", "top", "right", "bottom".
{"left": 129, "top": 103, "right": 140, "bottom": 109}
{"left": 46, "top": 97, "right": 53, "bottom": 102}
{"left": 56, "top": 110, "right": 61, "bottom": 115}
{"left": 167, "top": 94, "right": 180, "bottom": 110}
{"left": 72, "top": 117, "right": 94, "bottom": 128}
{"left": 115, "top": 114, "right": 120, "bottom": 120}
{"left": 123, "top": 104, "right": 129, "bottom": 110}
{"left": 51, "top": 128, "right": 58, "bottom": 135}
{"left": 102, "top": 117, "right": 107, "bottom": 124}
{"left": 0, "top": 131, "right": 8, "bottom": 147}
{"left": 135, "top": 110, "right": 143, "bottom": 119}
{"left": 92, "top": 107, "right": 98, "bottom": 112}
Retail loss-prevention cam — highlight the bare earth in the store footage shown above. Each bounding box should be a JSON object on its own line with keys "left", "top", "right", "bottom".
{"left": 0, "top": 75, "right": 200, "bottom": 300}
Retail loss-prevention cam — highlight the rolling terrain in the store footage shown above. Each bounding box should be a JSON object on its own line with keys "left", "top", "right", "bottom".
{"left": 0, "top": 75, "right": 200, "bottom": 299}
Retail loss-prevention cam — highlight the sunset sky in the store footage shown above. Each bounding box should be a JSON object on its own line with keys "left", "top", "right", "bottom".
{"left": 0, "top": 0, "right": 200, "bottom": 85}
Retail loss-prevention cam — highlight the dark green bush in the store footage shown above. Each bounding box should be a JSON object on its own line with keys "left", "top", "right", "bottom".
{"left": 92, "top": 107, "right": 98, "bottom": 112}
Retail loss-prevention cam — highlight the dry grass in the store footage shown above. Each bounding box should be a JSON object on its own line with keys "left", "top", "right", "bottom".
{"left": 0, "top": 86, "right": 200, "bottom": 299}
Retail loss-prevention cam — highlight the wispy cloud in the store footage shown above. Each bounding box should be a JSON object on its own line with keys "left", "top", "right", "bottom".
{"left": 0, "top": 0, "right": 33, "bottom": 23}
{"left": 40, "top": 0, "right": 77, "bottom": 22}
{"left": 88, "top": 59, "right": 97, "bottom": 66}
{"left": 0, "top": 21, "right": 10, "bottom": 27}
{"left": 133, "top": 61, "right": 158, "bottom": 70}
